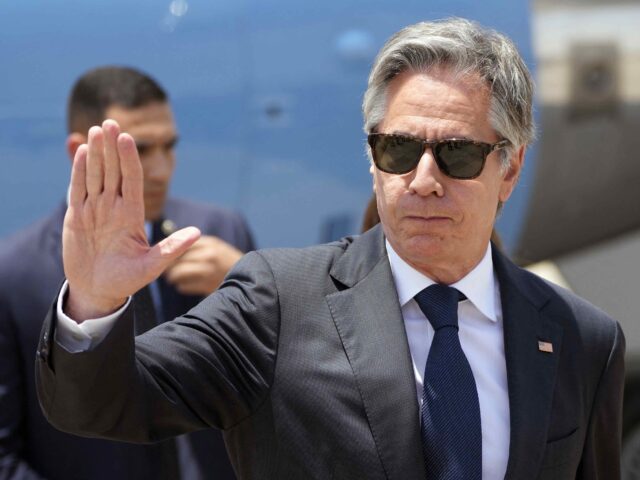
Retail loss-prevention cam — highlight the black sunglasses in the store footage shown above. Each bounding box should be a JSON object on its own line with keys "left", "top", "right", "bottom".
{"left": 368, "top": 133, "right": 510, "bottom": 179}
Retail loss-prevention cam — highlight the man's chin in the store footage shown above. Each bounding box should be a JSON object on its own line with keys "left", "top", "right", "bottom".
{"left": 392, "top": 233, "right": 445, "bottom": 256}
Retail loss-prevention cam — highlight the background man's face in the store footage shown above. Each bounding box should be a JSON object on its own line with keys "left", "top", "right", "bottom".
{"left": 372, "top": 68, "right": 521, "bottom": 282}
{"left": 105, "top": 102, "right": 178, "bottom": 221}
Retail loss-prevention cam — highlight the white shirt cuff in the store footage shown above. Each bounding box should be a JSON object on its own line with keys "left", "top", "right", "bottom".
{"left": 55, "top": 281, "right": 131, "bottom": 353}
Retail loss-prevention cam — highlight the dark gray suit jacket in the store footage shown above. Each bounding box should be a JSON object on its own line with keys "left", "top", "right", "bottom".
{"left": 0, "top": 198, "right": 254, "bottom": 480}
{"left": 36, "top": 225, "right": 624, "bottom": 479}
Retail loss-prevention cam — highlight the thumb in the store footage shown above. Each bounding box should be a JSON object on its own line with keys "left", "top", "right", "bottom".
{"left": 146, "top": 226, "right": 201, "bottom": 275}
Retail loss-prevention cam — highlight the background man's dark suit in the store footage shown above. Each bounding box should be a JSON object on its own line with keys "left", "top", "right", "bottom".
{"left": 36, "top": 225, "right": 624, "bottom": 479}
{"left": 0, "top": 197, "right": 254, "bottom": 479}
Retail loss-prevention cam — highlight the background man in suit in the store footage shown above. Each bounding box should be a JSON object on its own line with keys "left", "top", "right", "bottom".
{"left": 36, "top": 20, "right": 624, "bottom": 479}
{"left": 0, "top": 66, "right": 253, "bottom": 479}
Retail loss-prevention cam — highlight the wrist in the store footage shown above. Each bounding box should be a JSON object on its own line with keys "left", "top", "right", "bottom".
{"left": 64, "top": 287, "right": 127, "bottom": 323}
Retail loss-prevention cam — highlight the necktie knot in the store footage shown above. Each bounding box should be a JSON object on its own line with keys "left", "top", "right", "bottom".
{"left": 414, "top": 284, "right": 462, "bottom": 331}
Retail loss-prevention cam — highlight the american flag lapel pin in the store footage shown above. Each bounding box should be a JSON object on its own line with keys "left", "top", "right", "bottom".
{"left": 538, "top": 340, "right": 553, "bottom": 353}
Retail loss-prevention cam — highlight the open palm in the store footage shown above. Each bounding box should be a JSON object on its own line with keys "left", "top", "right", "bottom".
{"left": 63, "top": 120, "right": 200, "bottom": 320}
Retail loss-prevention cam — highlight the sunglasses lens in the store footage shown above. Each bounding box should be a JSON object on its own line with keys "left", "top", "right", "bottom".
{"left": 372, "top": 135, "right": 422, "bottom": 174}
{"left": 370, "top": 134, "right": 495, "bottom": 178}
{"left": 435, "top": 141, "right": 486, "bottom": 179}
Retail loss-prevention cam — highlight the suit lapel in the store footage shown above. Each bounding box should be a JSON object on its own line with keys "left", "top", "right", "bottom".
{"left": 494, "top": 251, "right": 563, "bottom": 480}
{"left": 326, "top": 227, "right": 426, "bottom": 480}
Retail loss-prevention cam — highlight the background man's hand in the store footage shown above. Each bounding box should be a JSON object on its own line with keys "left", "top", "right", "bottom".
{"left": 63, "top": 120, "right": 201, "bottom": 321}
{"left": 164, "top": 235, "right": 243, "bottom": 295}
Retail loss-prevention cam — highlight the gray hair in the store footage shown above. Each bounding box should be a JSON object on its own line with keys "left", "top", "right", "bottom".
{"left": 362, "top": 18, "right": 535, "bottom": 168}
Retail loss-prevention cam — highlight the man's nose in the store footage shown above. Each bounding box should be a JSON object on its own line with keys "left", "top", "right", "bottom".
{"left": 407, "top": 148, "right": 445, "bottom": 197}
{"left": 144, "top": 150, "right": 173, "bottom": 181}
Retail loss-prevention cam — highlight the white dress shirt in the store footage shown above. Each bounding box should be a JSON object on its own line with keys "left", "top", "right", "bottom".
{"left": 56, "top": 241, "right": 510, "bottom": 479}
{"left": 387, "top": 241, "right": 510, "bottom": 480}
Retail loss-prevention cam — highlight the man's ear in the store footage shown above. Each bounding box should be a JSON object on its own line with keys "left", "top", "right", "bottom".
{"left": 66, "top": 133, "right": 87, "bottom": 164}
{"left": 369, "top": 162, "right": 378, "bottom": 194}
{"left": 499, "top": 145, "right": 525, "bottom": 203}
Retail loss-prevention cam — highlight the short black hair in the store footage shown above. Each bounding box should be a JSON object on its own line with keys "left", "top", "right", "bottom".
{"left": 67, "top": 66, "right": 168, "bottom": 134}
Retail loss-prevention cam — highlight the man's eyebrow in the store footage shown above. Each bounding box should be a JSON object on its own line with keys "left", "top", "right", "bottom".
{"left": 388, "top": 130, "right": 472, "bottom": 141}
{"left": 165, "top": 136, "right": 179, "bottom": 148}
{"left": 385, "top": 130, "right": 425, "bottom": 139}
{"left": 134, "top": 136, "right": 180, "bottom": 150}
{"left": 391, "top": 130, "right": 416, "bottom": 137}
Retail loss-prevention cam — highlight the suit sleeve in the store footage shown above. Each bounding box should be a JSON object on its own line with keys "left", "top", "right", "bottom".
{"left": 36, "top": 250, "right": 279, "bottom": 443}
{"left": 0, "top": 301, "right": 46, "bottom": 479}
{"left": 577, "top": 321, "right": 625, "bottom": 479}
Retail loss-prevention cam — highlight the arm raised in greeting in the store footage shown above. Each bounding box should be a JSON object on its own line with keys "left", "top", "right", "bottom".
{"left": 62, "top": 120, "right": 200, "bottom": 321}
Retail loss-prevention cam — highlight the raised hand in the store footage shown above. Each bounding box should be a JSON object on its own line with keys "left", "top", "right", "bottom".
{"left": 63, "top": 120, "right": 201, "bottom": 321}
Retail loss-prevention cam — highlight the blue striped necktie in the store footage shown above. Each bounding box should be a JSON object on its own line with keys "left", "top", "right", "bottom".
{"left": 414, "top": 284, "right": 482, "bottom": 479}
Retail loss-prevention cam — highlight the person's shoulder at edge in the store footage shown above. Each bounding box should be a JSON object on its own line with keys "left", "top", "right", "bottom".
{"left": 0, "top": 203, "right": 65, "bottom": 283}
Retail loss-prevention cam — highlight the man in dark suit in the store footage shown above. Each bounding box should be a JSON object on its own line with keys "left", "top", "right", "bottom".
{"left": 35, "top": 20, "right": 624, "bottom": 479}
{"left": 0, "top": 66, "right": 254, "bottom": 479}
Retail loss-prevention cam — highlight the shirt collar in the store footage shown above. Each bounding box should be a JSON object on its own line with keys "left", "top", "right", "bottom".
{"left": 386, "top": 240, "right": 498, "bottom": 323}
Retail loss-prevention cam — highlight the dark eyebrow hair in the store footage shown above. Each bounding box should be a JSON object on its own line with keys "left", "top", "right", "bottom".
{"left": 388, "top": 131, "right": 473, "bottom": 141}
{"left": 165, "top": 136, "right": 179, "bottom": 149}
{"left": 135, "top": 135, "right": 179, "bottom": 153}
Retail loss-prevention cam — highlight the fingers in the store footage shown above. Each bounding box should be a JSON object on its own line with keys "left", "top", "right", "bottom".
{"left": 173, "top": 235, "right": 217, "bottom": 260}
{"left": 165, "top": 261, "right": 225, "bottom": 295}
{"left": 86, "top": 126, "right": 105, "bottom": 197}
{"left": 69, "top": 144, "right": 88, "bottom": 207}
{"left": 163, "top": 235, "right": 242, "bottom": 295}
{"left": 177, "top": 235, "right": 241, "bottom": 263}
{"left": 73, "top": 120, "right": 124, "bottom": 203}
{"left": 102, "top": 120, "right": 122, "bottom": 195}
{"left": 118, "top": 133, "right": 144, "bottom": 205}
{"left": 164, "top": 261, "right": 212, "bottom": 284}
{"left": 147, "top": 227, "right": 202, "bottom": 276}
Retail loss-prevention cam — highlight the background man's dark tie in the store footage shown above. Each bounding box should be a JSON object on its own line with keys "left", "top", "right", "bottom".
{"left": 415, "top": 284, "right": 482, "bottom": 480}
